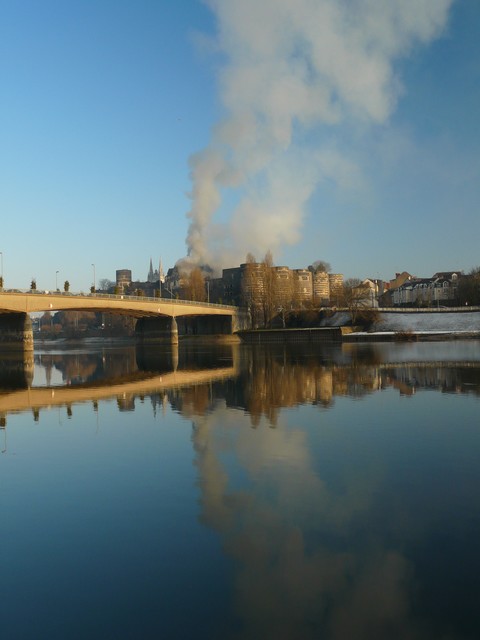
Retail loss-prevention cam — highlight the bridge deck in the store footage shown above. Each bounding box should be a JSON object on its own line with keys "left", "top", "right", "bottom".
{"left": 0, "top": 291, "right": 237, "bottom": 318}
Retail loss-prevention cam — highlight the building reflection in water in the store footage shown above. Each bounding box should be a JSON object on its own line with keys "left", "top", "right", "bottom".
{"left": 185, "top": 343, "right": 480, "bottom": 639}
{"left": 1, "top": 341, "right": 480, "bottom": 636}
{"left": 0, "top": 342, "right": 479, "bottom": 424}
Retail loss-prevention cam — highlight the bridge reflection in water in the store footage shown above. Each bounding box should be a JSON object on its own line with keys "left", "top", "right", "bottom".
{"left": 1, "top": 342, "right": 480, "bottom": 424}
{"left": 1, "top": 341, "right": 480, "bottom": 638}
{"left": 0, "top": 344, "right": 238, "bottom": 418}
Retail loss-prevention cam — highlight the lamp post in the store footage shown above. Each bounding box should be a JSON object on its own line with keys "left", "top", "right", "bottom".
{"left": 0, "top": 251, "right": 3, "bottom": 289}
{"left": 91, "top": 264, "right": 96, "bottom": 293}
{"left": 56, "top": 270, "right": 59, "bottom": 291}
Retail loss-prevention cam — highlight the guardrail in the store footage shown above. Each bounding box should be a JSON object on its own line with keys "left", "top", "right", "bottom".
{"left": 0, "top": 289, "right": 238, "bottom": 310}
{"left": 323, "top": 306, "right": 480, "bottom": 313}
{"left": 1, "top": 290, "right": 477, "bottom": 314}
{"left": 377, "top": 306, "right": 480, "bottom": 313}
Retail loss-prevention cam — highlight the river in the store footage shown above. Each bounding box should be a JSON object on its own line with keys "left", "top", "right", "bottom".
{"left": 1, "top": 340, "right": 480, "bottom": 639}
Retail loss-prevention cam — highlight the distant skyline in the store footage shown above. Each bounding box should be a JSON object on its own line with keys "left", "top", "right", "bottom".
{"left": 1, "top": 0, "right": 479, "bottom": 292}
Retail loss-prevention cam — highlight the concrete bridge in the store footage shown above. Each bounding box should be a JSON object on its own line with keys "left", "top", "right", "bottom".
{"left": 0, "top": 290, "right": 246, "bottom": 350}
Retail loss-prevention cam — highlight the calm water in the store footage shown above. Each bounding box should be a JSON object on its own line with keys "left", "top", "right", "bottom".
{"left": 1, "top": 340, "right": 480, "bottom": 640}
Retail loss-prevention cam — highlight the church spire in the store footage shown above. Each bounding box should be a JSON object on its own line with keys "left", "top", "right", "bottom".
{"left": 148, "top": 258, "right": 154, "bottom": 282}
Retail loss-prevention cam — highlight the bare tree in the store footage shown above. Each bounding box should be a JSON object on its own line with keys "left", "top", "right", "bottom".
{"left": 242, "top": 251, "right": 296, "bottom": 327}
{"left": 308, "top": 260, "right": 331, "bottom": 273}
{"left": 99, "top": 278, "right": 114, "bottom": 291}
{"left": 183, "top": 267, "right": 206, "bottom": 301}
{"left": 261, "top": 250, "right": 277, "bottom": 327}
{"left": 40, "top": 310, "right": 52, "bottom": 331}
{"left": 341, "top": 278, "right": 372, "bottom": 324}
{"left": 275, "top": 270, "right": 295, "bottom": 328}
{"left": 242, "top": 253, "right": 263, "bottom": 328}
{"left": 457, "top": 267, "right": 480, "bottom": 306}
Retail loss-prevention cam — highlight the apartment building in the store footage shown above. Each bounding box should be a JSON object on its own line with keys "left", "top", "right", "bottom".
{"left": 392, "top": 272, "right": 461, "bottom": 306}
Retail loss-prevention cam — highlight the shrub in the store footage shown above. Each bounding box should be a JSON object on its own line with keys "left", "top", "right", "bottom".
{"left": 394, "top": 330, "right": 417, "bottom": 342}
{"left": 356, "top": 308, "right": 381, "bottom": 330}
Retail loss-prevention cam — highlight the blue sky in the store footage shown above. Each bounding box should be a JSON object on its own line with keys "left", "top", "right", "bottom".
{"left": 0, "top": 0, "right": 478, "bottom": 291}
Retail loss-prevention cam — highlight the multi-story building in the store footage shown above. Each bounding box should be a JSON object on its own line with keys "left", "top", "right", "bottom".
{"left": 379, "top": 272, "right": 413, "bottom": 306}
{"left": 217, "top": 263, "right": 345, "bottom": 308}
{"left": 152, "top": 259, "right": 346, "bottom": 310}
{"left": 392, "top": 272, "right": 462, "bottom": 307}
{"left": 116, "top": 269, "right": 132, "bottom": 292}
{"left": 164, "top": 266, "right": 186, "bottom": 294}
{"left": 359, "top": 279, "right": 383, "bottom": 308}
{"left": 293, "top": 269, "right": 313, "bottom": 302}
{"left": 328, "top": 273, "right": 344, "bottom": 304}
{"left": 313, "top": 271, "right": 330, "bottom": 304}
{"left": 273, "top": 266, "right": 294, "bottom": 304}
{"left": 222, "top": 267, "right": 243, "bottom": 305}
{"left": 240, "top": 262, "right": 266, "bottom": 304}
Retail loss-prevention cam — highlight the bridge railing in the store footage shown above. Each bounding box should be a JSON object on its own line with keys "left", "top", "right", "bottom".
{"left": 0, "top": 289, "right": 238, "bottom": 310}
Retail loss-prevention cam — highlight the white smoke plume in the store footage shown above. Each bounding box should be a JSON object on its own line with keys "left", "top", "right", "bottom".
{"left": 185, "top": 0, "right": 453, "bottom": 271}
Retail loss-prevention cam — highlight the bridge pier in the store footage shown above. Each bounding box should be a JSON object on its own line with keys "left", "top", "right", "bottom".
{"left": 0, "top": 351, "right": 34, "bottom": 388}
{"left": 232, "top": 309, "right": 250, "bottom": 332}
{"left": 0, "top": 313, "right": 34, "bottom": 352}
{"left": 135, "top": 344, "right": 179, "bottom": 372}
{"left": 135, "top": 316, "right": 179, "bottom": 345}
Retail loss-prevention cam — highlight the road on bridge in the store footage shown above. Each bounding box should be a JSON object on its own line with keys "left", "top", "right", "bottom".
{"left": 0, "top": 290, "right": 238, "bottom": 318}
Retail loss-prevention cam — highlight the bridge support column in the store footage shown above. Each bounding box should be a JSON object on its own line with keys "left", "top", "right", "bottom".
{"left": 0, "top": 313, "right": 33, "bottom": 352}
{"left": 135, "top": 316, "right": 179, "bottom": 345}
{"left": 0, "top": 351, "right": 34, "bottom": 387}
{"left": 232, "top": 309, "right": 250, "bottom": 332}
{"left": 171, "top": 317, "right": 179, "bottom": 345}
{"left": 136, "top": 343, "right": 179, "bottom": 373}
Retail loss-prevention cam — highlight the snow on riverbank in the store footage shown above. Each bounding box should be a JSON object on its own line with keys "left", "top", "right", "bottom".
{"left": 321, "top": 310, "right": 480, "bottom": 333}
{"left": 373, "top": 311, "right": 480, "bottom": 332}
{"left": 321, "top": 311, "right": 480, "bottom": 334}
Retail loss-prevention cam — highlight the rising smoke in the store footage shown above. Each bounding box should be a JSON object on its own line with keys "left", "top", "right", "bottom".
{"left": 184, "top": 0, "right": 453, "bottom": 272}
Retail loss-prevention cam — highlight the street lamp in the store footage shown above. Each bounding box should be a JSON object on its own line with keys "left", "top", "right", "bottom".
{"left": 0, "top": 251, "right": 3, "bottom": 289}
{"left": 56, "top": 270, "right": 59, "bottom": 291}
{"left": 91, "top": 263, "right": 96, "bottom": 293}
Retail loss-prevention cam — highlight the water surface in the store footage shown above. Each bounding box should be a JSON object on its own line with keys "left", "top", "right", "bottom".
{"left": 1, "top": 341, "right": 480, "bottom": 639}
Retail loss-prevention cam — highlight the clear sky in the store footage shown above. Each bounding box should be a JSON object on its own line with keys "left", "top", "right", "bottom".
{"left": 1, "top": 0, "right": 479, "bottom": 291}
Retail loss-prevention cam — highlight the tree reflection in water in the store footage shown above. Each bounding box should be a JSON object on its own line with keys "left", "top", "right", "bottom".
{"left": 1, "top": 341, "right": 480, "bottom": 638}
{"left": 0, "top": 342, "right": 479, "bottom": 421}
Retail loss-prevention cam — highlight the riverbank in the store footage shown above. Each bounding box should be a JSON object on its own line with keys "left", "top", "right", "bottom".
{"left": 321, "top": 309, "right": 480, "bottom": 332}
{"left": 237, "top": 326, "right": 480, "bottom": 344}
{"left": 342, "top": 330, "right": 480, "bottom": 342}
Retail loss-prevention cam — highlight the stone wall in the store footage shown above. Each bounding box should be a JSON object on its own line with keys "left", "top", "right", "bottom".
{"left": 0, "top": 313, "right": 33, "bottom": 351}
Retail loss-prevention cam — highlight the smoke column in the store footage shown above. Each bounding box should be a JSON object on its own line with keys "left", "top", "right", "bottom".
{"left": 185, "top": 0, "right": 453, "bottom": 270}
